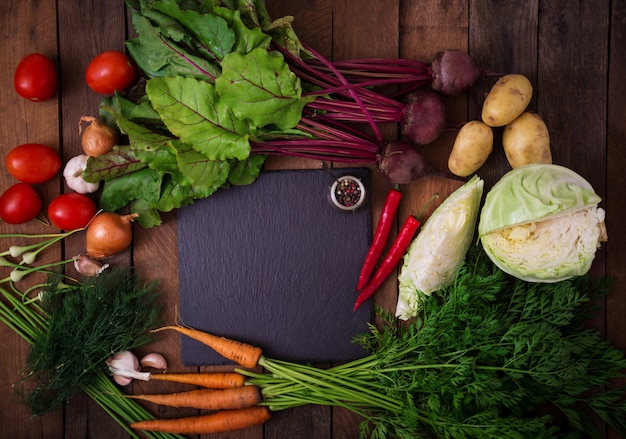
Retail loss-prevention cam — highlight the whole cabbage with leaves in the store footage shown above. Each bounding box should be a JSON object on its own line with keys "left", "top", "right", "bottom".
{"left": 396, "top": 175, "right": 484, "bottom": 320}
{"left": 478, "top": 164, "right": 607, "bottom": 283}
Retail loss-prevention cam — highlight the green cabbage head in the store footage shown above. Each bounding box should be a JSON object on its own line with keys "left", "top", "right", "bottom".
{"left": 479, "top": 164, "right": 607, "bottom": 283}
{"left": 396, "top": 175, "right": 484, "bottom": 320}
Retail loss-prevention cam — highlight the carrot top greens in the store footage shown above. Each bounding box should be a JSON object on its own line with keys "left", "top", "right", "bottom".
{"left": 239, "top": 246, "right": 626, "bottom": 438}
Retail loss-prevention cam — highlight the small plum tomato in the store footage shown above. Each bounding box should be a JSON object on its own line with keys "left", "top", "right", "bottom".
{"left": 48, "top": 193, "right": 97, "bottom": 230}
{"left": 6, "top": 143, "right": 62, "bottom": 184}
{"left": 0, "top": 183, "right": 42, "bottom": 225}
{"left": 14, "top": 53, "right": 57, "bottom": 101}
{"left": 85, "top": 50, "right": 137, "bottom": 95}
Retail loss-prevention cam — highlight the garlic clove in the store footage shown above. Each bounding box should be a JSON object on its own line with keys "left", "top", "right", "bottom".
{"left": 113, "top": 374, "right": 133, "bottom": 386}
{"left": 107, "top": 350, "right": 139, "bottom": 371}
{"left": 106, "top": 351, "right": 150, "bottom": 382}
{"left": 140, "top": 352, "right": 168, "bottom": 372}
{"left": 73, "top": 254, "right": 109, "bottom": 276}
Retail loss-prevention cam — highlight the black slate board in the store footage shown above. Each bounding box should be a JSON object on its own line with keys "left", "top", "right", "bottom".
{"left": 177, "top": 168, "right": 373, "bottom": 366}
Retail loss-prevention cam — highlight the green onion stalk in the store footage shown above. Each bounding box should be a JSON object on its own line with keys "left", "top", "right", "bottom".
{"left": 0, "top": 230, "right": 184, "bottom": 439}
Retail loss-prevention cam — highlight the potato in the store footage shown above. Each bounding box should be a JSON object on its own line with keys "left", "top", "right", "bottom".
{"left": 481, "top": 74, "right": 533, "bottom": 127}
{"left": 502, "top": 112, "right": 552, "bottom": 168}
{"left": 448, "top": 120, "right": 494, "bottom": 177}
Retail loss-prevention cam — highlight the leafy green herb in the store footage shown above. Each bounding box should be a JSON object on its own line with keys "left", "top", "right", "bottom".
{"left": 239, "top": 246, "right": 626, "bottom": 438}
{"left": 21, "top": 268, "right": 162, "bottom": 416}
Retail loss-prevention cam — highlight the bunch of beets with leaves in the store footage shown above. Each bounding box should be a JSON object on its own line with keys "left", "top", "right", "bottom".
{"left": 83, "top": 0, "right": 479, "bottom": 227}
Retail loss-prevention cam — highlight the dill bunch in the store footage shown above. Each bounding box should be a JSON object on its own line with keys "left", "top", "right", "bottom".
{"left": 242, "top": 246, "right": 626, "bottom": 439}
{"left": 20, "top": 267, "right": 162, "bottom": 416}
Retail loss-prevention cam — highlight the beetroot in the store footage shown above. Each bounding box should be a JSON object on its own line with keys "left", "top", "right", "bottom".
{"left": 429, "top": 49, "right": 482, "bottom": 97}
{"left": 379, "top": 140, "right": 452, "bottom": 184}
{"left": 401, "top": 90, "right": 447, "bottom": 145}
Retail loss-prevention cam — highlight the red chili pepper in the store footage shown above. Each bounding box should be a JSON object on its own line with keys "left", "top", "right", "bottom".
{"left": 355, "top": 189, "right": 402, "bottom": 290}
{"left": 353, "top": 215, "right": 421, "bottom": 311}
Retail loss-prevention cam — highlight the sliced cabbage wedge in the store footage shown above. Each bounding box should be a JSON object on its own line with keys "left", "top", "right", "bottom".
{"left": 396, "top": 175, "right": 484, "bottom": 320}
{"left": 479, "top": 164, "right": 607, "bottom": 283}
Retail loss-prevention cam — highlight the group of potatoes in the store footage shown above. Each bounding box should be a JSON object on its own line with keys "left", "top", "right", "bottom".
{"left": 447, "top": 74, "right": 552, "bottom": 177}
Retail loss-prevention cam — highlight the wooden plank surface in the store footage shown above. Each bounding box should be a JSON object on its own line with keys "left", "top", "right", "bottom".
{"left": 56, "top": 4, "right": 133, "bottom": 439}
{"left": 0, "top": 1, "right": 624, "bottom": 438}
{"left": 606, "top": 2, "right": 626, "bottom": 439}
{"left": 0, "top": 2, "right": 63, "bottom": 439}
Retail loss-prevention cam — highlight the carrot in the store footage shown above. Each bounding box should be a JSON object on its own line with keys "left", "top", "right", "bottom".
{"left": 354, "top": 215, "right": 421, "bottom": 311}
{"left": 130, "top": 406, "right": 272, "bottom": 434}
{"left": 356, "top": 188, "right": 402, "bottom": 290}
{"left": 127, "top": 385, "right": 263, "bottom": 410}
{"left": 149, "top": 371, "right": 246, "bottom": 389}
{"left": 153, "top": 325, "right": 263, "bottom": 368}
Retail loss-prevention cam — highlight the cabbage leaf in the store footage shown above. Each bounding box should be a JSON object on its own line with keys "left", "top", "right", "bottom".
{"left": 396, "top": 176, "right": 484, "bottom": 320}
{"left": 478, "top": 164, "right": 601, "bottom": 236}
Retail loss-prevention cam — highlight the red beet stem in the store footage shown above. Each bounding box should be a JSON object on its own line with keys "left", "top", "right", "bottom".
{"left": 301, "top": 43, "right": 384, "bottom": 144}
{"left": 306, "top": 99, "right": 405, "bottom": 124}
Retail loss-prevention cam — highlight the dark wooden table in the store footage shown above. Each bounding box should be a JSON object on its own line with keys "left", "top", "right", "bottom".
{"left": 1, "top": 1, "right": 624, "bottom": 438}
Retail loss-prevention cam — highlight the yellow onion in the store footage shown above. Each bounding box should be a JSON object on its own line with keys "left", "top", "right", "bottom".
{"left": 85, "top": 212, "right": 138, "bottom": 259}
{"left": 79, "top": 115, "right": 119, "bottom": 157}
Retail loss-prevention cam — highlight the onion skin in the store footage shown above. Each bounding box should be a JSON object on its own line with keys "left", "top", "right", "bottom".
{"left": 79, "top": 115, "right": 119, "bottom": 157}
{"left": 85, "top": 212, "right": 138, "bottom": 259}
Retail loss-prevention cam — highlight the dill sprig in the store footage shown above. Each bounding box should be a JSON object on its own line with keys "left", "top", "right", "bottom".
{"left": 240, "top": 246, "right": 626, "bottom": 439}
{"left": 21, "top": 267, "right": 162, "bottom": 416}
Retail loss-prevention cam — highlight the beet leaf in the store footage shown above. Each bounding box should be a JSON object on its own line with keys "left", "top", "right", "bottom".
{"left": 146, "top": 76, "right": 253, "bottom": 161}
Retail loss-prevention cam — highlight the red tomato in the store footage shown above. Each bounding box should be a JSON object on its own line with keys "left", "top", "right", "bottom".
{"left": 85, "top": 50, "right": 137, "bottom": 95}
{"left": 48, "top": 193, "right": 97, "bottom": 230}
{"left": 5, "top": 143, "right": 62, "bottom": 184}
{"left": 14, "top": 53, "right": 57, "bottom": 101}
{"left": 0, "top": 183, "right": 42, "bottom": 225}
